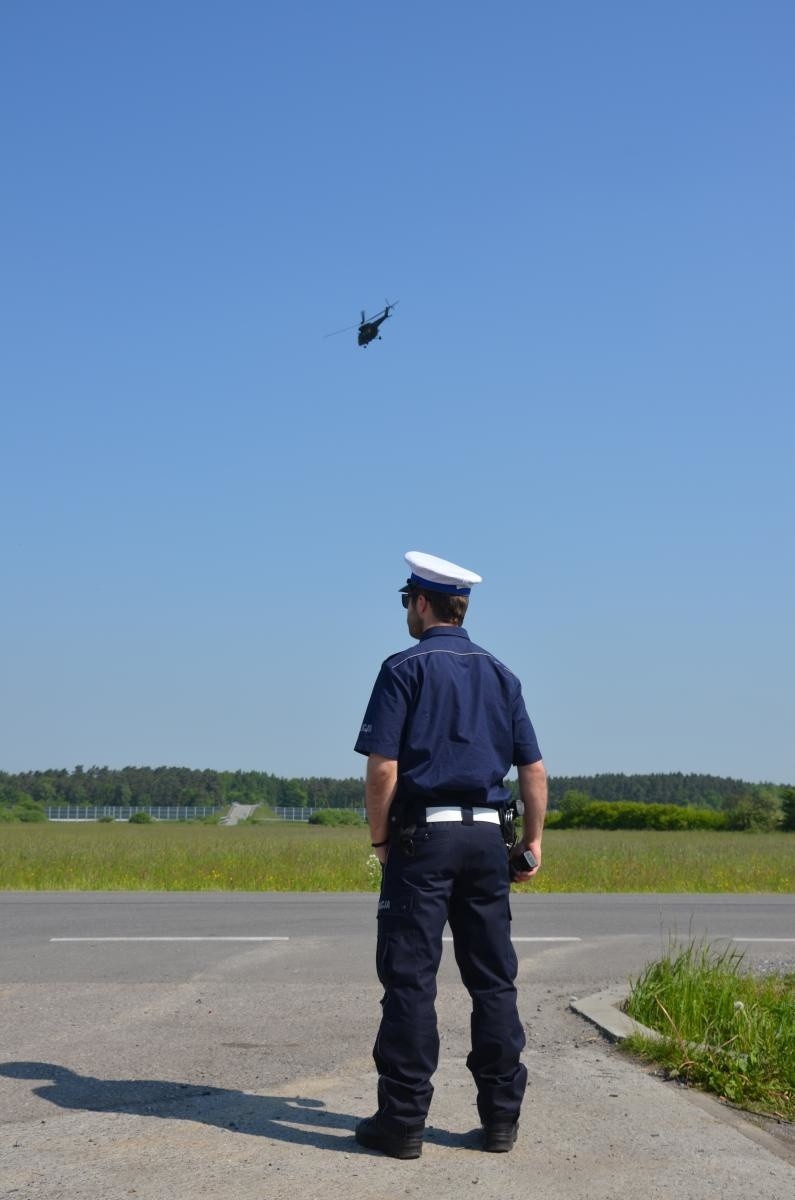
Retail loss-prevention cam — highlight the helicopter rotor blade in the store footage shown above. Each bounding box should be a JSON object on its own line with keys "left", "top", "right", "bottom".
{"left": 323, "top": 322, "right": 359, "bottom": 338}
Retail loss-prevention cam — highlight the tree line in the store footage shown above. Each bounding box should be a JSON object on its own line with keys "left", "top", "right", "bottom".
{"left": 0, "top": 766, "right": 365, "bottom": 814}
{"left": 536, "top": 773, "right": 794, "bottom": 832}
{"left": 1, "top": 766, "right": 792, "bottom": 830}
{"left": 542, "top": 772, "right": 781, "bottom": 809}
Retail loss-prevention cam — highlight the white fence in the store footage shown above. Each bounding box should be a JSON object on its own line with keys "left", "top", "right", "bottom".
{"left": 46, "top": 806, "right": 220, "bottom": 822}
{"left": 45, "top": 806, "right": 363, "bottom": 823}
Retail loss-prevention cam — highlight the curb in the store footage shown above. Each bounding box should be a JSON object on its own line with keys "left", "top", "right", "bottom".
{"left": 569, "top": 986, "right": 664, "bottom": 1042}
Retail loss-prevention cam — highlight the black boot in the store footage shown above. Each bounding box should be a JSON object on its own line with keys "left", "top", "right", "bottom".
{"left": 482, "top": 1120, "right": 519, "bottom": 1153}
{"left": 355, "top": 1114, "right": 424, "bottom": 1159}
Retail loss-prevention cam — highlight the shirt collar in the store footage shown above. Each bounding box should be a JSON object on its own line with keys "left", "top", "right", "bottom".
{"left": 419, "top": 625, "right": 471, "bottom": 643}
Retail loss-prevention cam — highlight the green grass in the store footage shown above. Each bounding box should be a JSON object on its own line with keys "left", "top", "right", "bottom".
{"left": 623, "top": 941, "right": 795, "bottom": 1121}
{"left": 0, "top": 823, "right": 377, "bottom": 891}
{"left": 522, "top": 829, "right": 795, "bottom": 892}
{"left": 0, "top": 825, "right": 792, "bottom": 891}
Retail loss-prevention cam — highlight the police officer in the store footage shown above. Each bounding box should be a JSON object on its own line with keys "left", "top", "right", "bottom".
{"left": 353, "top": 551, "right": 547, "bottom": 1159}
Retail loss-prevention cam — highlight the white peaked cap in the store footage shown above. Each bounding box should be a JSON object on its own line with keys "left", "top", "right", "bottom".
{"left": 401, "top": 550, "right": 483, "bottom": 595}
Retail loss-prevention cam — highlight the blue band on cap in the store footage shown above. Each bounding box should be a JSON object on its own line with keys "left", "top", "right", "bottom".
{"left": 409, "top": 573, "right": 471, "bottom": 595}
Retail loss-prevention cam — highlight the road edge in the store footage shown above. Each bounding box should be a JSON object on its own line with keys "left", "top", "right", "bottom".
{"left": 569, "top": 987, "right": 795, "bottom": 1167}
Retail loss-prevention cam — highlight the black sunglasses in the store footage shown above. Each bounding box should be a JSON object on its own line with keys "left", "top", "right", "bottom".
{"left": 401, "top": 593, "right": 416, "bottom": 609}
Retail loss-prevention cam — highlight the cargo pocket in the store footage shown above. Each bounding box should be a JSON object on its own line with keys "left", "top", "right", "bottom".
{"left": 377, "top": 889, "right": 416, "bottom": 921}
{"left": 376, "top": 890, "right": 417, "bottom": 987}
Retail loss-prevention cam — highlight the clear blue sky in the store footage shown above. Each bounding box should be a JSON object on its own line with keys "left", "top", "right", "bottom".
{"left": 2, "top": 2, "right": 793, "bottom": 784}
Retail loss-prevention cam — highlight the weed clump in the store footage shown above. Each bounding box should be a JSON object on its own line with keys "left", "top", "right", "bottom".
{"left": 624, "top": 940, "right": 794, "bottom": 1121}
{"left": 308, "top": 809, "right": 365, "bottom": 827}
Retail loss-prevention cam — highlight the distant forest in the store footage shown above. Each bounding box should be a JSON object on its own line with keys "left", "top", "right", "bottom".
{"left": 542, "top": 772, "right": 782, "bottom": 810}
{"left": 0, "top": 765, "right": 788, "bottom": 813}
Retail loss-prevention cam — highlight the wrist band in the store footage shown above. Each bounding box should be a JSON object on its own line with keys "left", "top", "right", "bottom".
{"left": 371, "top": 839, "right": 389, "bottom": 848}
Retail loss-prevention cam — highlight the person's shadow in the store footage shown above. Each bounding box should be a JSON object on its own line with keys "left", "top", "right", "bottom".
{"left": 0, "top": 1062, "right": 476, "bottom": 1152}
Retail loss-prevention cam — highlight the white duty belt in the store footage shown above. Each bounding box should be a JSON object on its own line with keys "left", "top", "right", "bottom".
{"left": 424, "top": 806, "right": 501, "bottom": 825}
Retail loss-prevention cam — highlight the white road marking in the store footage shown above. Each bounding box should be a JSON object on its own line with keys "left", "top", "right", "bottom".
{"left": 731, "top": 937, "right": 795, "bottom": 943}
{"left": 50, "top": 936, "right": 290, "bottom": 943}
{"left": 443, "top": 936, "right": 581, "bottom": 943}
{"left": 512, "top": 936, "right": 581, "bottom": 942}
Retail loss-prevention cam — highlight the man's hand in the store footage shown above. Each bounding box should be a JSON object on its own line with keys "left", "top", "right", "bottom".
{"left": 509, "top": 839, "right": 542, "bottom": 882}
{"left": 512, "top": 759, "right": 546, "bottom": 882}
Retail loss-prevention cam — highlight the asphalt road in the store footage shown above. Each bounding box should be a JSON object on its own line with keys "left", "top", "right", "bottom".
{"left": 1, "top": 892, "right": 793, "bottom": 1199}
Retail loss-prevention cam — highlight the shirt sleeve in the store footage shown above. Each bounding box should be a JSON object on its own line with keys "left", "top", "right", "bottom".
{"left": 511, "top": 684, "right": 542, "bottom": 765}
{"left": 354, "top": 662, "right": 412, "bottom": 759}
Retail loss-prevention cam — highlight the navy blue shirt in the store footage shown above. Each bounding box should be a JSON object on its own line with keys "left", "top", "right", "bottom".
{"left": 354, "top": 626, "right": 541, "bottom": 806}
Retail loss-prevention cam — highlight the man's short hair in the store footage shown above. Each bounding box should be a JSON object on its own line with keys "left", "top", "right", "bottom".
{"left": 414, "top": 589, "right": 469, "bottom": 626}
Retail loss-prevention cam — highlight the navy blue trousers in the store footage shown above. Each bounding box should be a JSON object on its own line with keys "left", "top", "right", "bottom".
{"left": 374, "top": 821, "right": 527, "bottom": 1133}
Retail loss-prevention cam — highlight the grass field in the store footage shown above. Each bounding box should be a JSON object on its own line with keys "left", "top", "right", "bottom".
{"left": 0, "top": 825, "right": 792, "bottom": 891}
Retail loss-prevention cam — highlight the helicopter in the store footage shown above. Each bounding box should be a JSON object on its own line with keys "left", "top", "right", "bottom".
{"left": 325, "top": 300, "right": 399, "bottom": 347}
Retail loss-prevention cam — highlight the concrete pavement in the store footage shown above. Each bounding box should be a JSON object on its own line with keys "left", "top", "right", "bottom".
{"left": 1, "top": 892, "right": 792, "bottom": 1199}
